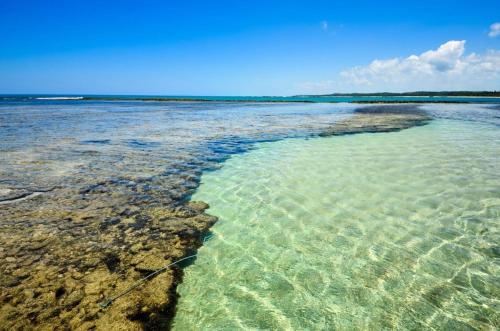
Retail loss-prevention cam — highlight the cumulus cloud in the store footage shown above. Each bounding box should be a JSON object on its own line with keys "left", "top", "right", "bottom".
{"left": 326, "top": 40, "right": 500, "bottom": 92}
{"left": 489, "top": 22, "right": 500, "bottom": 37}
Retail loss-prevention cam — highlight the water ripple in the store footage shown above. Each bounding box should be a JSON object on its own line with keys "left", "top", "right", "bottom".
{"left": 174, "top": 119, "right": 499, "bottom": 330}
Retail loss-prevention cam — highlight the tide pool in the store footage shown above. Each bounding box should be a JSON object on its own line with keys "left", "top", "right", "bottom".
{"left": 173, "top": 120, "right": 499, "bottom": 330}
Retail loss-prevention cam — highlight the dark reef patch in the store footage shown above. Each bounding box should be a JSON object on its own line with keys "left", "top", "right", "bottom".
{"left": 125, "top": 139, "right": 162, "bottom": 149}
{"left": 81, "top": 139, "right": 111, "bottom": 145}
{"left": 320, "top": 104, "right": 432, "bottom": 136}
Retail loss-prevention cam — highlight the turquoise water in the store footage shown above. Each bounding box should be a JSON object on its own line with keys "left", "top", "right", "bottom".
{"left": 173, "top": 120, "right": 499, "bottom": 330}
{"left": 1, "top": 94, "right": 500, "bottom": 103}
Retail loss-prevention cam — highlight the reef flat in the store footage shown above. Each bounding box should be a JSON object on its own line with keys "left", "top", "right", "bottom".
{"left": 0, "top": 101, "right": 497, "bottom": 330}
{"left": 0, "top": 101, "right": 352, "bottom": 330}
{"left": 0, "top": 176, "right": 218, "bottom": 330}
{"left": 320, "top": 105, "right": 432, "bottom": 136}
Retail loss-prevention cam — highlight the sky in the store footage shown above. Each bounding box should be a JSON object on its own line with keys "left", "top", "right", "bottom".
{"left": 0, "top": 0, "right": 499, "bottom": 95}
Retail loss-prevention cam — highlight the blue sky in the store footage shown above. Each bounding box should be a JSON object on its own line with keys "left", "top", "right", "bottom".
{"left": 1, "top": 0, "right": 499, "bottom": 95}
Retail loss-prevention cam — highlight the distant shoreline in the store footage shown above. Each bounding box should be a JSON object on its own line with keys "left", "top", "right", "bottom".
{"left": 82, "top": 96, "right": 499, "bottom": 104}
{"left": 1, "top": 92, "right": 500, "bottom": 104}
{"left": 295, "top": 91, "right": 500, "bottom": 97}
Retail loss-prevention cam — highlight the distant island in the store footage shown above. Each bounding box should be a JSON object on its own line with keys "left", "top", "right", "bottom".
{"left": 296, "top": 91, "right": 500, "bottom": 97}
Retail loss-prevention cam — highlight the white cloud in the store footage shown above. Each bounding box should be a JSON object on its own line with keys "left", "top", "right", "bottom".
{"left": 341, "top": 40, "right": 500, "bottom": 90}
{"left": 489, "top": 22, "right": 500, "bottom": 37}
{"left": 297, "top": 40, "right": 500, "bottom": 93}
{"left": 321, "top": 21, "right": 328, "bottom": 31}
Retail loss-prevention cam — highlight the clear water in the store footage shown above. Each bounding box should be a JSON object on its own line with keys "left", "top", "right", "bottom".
{"left": 0, "top": 100, "right": 355, "bottom": 190}
{"left": 173, "top": 120, "right": 500, "bottom": 330}
{"left": 0, "top": 100, "right": 356, "bottom": 329}
{"left": 0, "top": 100, "right": 498, "bottom": 329}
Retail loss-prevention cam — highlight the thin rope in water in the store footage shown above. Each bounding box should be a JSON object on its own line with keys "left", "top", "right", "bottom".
{"left": 99, "top": 234, "right": 213, "bottom": 309}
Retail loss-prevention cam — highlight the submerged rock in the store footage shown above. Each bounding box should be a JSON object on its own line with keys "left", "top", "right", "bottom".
{"left": 320, "top": 104, "right": 432, "bottom": 136}
{"left": 186, "top": 200, "right": 209, "bottom": 212}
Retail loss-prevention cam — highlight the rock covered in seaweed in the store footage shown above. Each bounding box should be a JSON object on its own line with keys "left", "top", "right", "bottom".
{"left": 320, "top": 104, "right": 432, "bottom": 136}
{"left": 0, "top": 189, "right": 217, "bottom": 330}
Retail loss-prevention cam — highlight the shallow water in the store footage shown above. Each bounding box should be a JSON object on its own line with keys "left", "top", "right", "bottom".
{"left": 174, "top": 120, "right": 500, "bottom": 330}
{"left": 0, "top": 100, "right": 356, "bottom": 190}
{"left": 0, "top": 100, "right": 357, "bottom": 329}
{"left": 0, "top": 100, "right": 499, "bottom": 329}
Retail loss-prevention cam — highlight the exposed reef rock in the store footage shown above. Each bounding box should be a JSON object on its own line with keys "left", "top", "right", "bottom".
{"left": 0, "top": 176, "right": 217, "bottom": 331}
{"left": 320, "top": 105, "right": 432, "bottom": 136}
